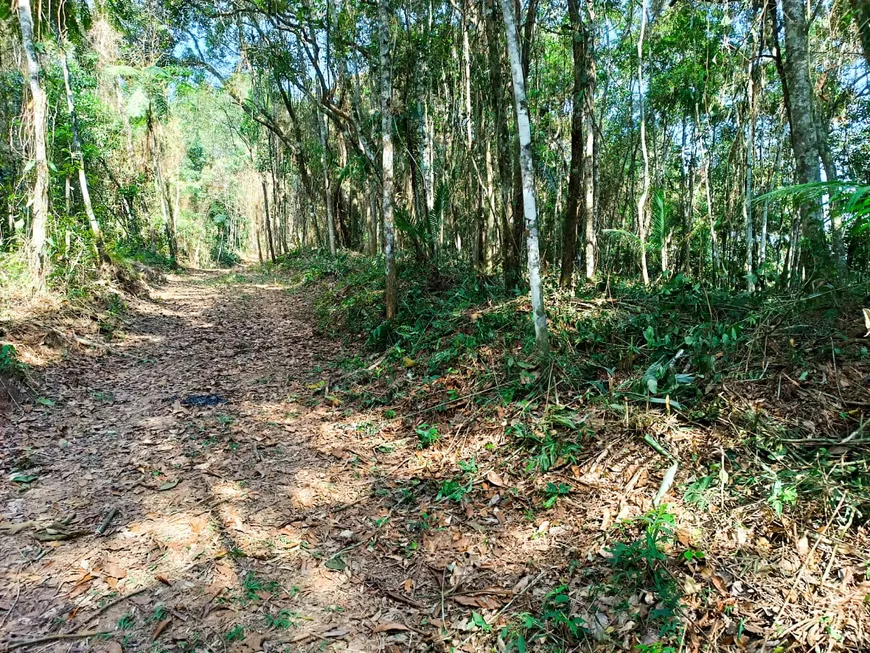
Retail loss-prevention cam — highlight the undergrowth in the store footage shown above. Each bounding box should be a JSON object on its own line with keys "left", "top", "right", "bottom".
{"left": 278, "top": 249, "right": 868, "bottom": 413}
{"left": 274, "top": 249, "right": 870, "bottom": 648}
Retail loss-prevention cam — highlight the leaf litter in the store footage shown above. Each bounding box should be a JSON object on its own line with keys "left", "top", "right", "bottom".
{"left": 0, "top": 268, "right": 867, "bottom": 651}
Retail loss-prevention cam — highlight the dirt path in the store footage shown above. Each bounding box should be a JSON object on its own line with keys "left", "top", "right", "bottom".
{"left": 6, "top": 270, "right": 869, "bottom": 653}
{"left": 1, "top": 270, "right": 450, "bottom": 652}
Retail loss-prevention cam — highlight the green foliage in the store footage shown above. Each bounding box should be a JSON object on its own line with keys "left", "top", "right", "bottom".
{"left": 151, "top": 604, "right": 168, "bottom": 622}
{"left": 757, "top": 181, "right": 870, "bottom": 268}
{"left": 436, "top": 478, "right": 471, "bottom": 502}
{"left": 238, "top": 571, "right": 279, "bottom": 603}
{"left": 609, "top": 506, "right": 683, "bottom": 639}
{"left": 225, "top": 624, "right": 245, "bottom": 642}
{"left": 0, "top": 343, "right": 26, "bottom": 379}
{"left": 264, "top": 609, "right": 299, "bottom": 630}
{"left": 414, "top": 423, "right": 439, "bottom": 447}
{"left": 767, "top": 478, "right": 799, "bottom": 517}
{"left": 542, "top": 482, "right": 571, "bottom": 509}
{"left": 508, "top": 423, "right": 583, "bottom": 473}
{"left": 117, "top": 612, "right": 135, "bottom": 630}
{"left": 502, "top": 584, "right": 587, "bottom": 651}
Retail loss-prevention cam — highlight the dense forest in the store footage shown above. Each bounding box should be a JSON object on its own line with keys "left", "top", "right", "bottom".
{"left": 1, "top": 0, "right": 870, "bottom": 651}
{"left": 1, "top": 0, "right": 869, "bottom": 305}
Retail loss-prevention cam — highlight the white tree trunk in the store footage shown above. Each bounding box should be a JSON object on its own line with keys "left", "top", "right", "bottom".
{"left": 380, "top": 0, "right": 398, "bottom": 319}
{"left": 582, "top": 0, "right": 597, "bottom": 280}
{"left": 636, "top": 0, "right": 650, "bottom": 286}
{"left": 744, "top": 57, "right": 757, "bottom": 293}
{"left": 316, "top": 110, "right": 336, "bottom": 255}
{"left": 499, "top": 0, "right": 550, "bottom": 358}
{"left": 60, "top": 47, "right": 105, "bottom": 261}
{"left": 18, "top": 0, "right": 49, "bottom": 284}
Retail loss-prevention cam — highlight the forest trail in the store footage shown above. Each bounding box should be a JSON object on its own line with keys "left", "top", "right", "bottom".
{"left": 5, "top": 270, "right": 870, "bottom": 652}
{"left": 1, "top": 270, "right": 438, "bottom": 652}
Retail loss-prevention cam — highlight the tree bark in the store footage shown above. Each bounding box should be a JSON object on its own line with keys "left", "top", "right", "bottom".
{"left": 484, "top": 0, "right": 517, "bottom": 289}
{"left": 636, "top": 0, "right": 651, "bottom": 286}
{"left": 380, "top": 0, "right": 398, "bottom": 320}
{"left": 18, "top": 0, "right": 49, "bottom": 284}
{"left": 316, "top": 110, "right": 337, "bottom": 255}
{"left": 816, "top": 114, "right": 845, "bottom": 267}
{"left": 778, "top": 0, "right": 829, "bottom": 273}
{"left": 581, "top": 0, "right": 597, "bottom": 281}
{"left": 560, "top": 0, "right": 584, "bottom": 289}
{"left": 743, "top": 40, "right": 759, "bottom": 292}
{"left": 499, "top": 0, "right": 550, "bottom": 358}
{"left": 261, "top": 175, "right": 276, "bottom": 263}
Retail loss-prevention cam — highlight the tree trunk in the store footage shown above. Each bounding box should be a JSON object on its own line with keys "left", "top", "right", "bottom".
{"left": 380, "top": 0, "right": 398, "bottom": 320}
{"left": 852, "top": 0, "right": 870, "bottom": 69}
{"left": 743, "top": 46, "right": 759, "bottom": 293}
{"left": 816, "top": 115, "right": 845, "bottom": 267}
{"left": 778, "top": 0, "right": 829, "bottom": 273}
{"left": 61, "top": 48, "right": 105, "bottom": 262}
{"left": 636, "top": 0, "right": 651, "bottom": 286}
{"left": 261, "top": 175, "right": 276, "bottom": 263}
{"left": 18, "top": 0, "right": 49, "bottom": 284}
{"left": 560, "top": 0, "right": 584, "bottom": 289}
{"left": 581, "top": 0, "right": 597, "bottom": 281}
{"left": 484, "top": 0, "right": 518, "bottom": 290}
{"left": 499, "top": 0, "right": 550, "bottom": 358}
{"left": 316, "top": 110, "right": 337, "bottom": 255}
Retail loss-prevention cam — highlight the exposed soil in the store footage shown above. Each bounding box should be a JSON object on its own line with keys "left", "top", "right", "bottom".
{"left": 1, "top": 270, "right": 869, "bottom": 653}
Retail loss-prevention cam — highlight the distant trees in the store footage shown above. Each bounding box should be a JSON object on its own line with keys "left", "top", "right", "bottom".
{"left": 2, "top": 0, "right": 870, "bottom": 347}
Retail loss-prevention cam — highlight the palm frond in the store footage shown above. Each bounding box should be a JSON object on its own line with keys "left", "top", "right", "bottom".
{"left": 603, "top": 228, "right": 642, "bottom": 253}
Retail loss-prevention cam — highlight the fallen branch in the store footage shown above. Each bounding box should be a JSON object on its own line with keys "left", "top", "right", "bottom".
{"left": 96, "top": 507, "right": 118, "bottom": 535}
{"left": 85, "top": 587, "right": 149, "bottom": 624}
{"left": 6, "top": 630, "right": 111, "bottom": 650}
{"left": 401, "top": 382, "right": 506, "bottom": 420}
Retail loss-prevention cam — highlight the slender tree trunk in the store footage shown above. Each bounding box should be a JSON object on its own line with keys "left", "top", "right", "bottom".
{"left": 153, "top": 153, "right": 178, "bottom": 267}
{"left": 744, "top": 48, "right": 759, "bottom": 292}
{"left": 485, "top": 0, "right": 518, "bottom": 289}
{"left": 380, "top": 0, "right": 398, "bottom": 320}
{"left": 500, "top": 0, "right": 549, "bottom": 358}
{"left": 759, "top": 196, "right": 769, "bottom": 275}
{"left": 581, "top": 0, "right": 597, "bottom": 281}
{"left": 261, "top": 175, "right": 276, "bottom": 263}
{"left": 60, "top": 47, "right": 105, "bottom": 262}
{"left": 18, "top": 0, "right": 49, "bottom": 284}
{"left": 816, "top": 115, "right": 845, "bottom": 267}
{"left": 316, "top": 110, "right": 337, "bottom": 255}
{"left": 778, "top": 0, "right": 829, "bottom": 273}
{"left": 484, "top": 137, "right": 496, "bottom": 272}
{"left": 636, "top": 0, "right": 651, "bottom": 286}
{"left": 560, "top": 0, "right": 584, "bottom": 289}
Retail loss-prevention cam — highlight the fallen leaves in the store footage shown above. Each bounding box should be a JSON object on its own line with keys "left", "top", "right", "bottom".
{"left": 452, "top": 594, "right": 501, "bottom": 609}
{"left": 4, "top": 270, "right": 867, "bottom": 653}
{"left": 372, "top": 621, "right": 409, "bottom": 633}
{"left": 324, "top": 556, "right": 347, "bottom": 571}
{"left": 34, "top": 517, "right": 89, "bottom": 542}
{"left": 151, "top": 618, "right": 171, "bottom": 640}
